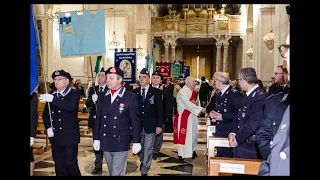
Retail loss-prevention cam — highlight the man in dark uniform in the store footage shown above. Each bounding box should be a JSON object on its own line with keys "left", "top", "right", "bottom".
{"left": 206, "top": 72, "right": 243, "bottom": 157}
{"left": 40, "top": 70, "right": 81, "bottom": 176}
{"left": 93, "top": 67, "right": 141, "bottom": 176}
{"left": 85, "top": 67, "right": 107, "bottom": 175}
{"left": 151, "top": 71, "right": 173, "bottom": 160}
{"left": 228, "top": 67, "right": 267, "bottom": 159}
{"left": 30, "top": 91, "right": 38, "bottom": 176}
{"left": 256, "top": 85, "right": 289, "bottom": 160}
{"left": 132, "top": 68, "right": 163, "bottom": 176}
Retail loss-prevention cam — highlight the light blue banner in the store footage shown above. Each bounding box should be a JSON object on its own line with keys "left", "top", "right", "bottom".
{"left": 59, "top": 9, "right": 106, "bottom": 57}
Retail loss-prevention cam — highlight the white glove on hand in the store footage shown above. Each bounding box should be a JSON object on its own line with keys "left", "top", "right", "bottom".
{"left": 93, "top": 140, "right": 100, "bottom": 151}
{"left": 30, "top": 137, "right": 34, "bottom": 147}
{"left": 132, "top": 143, "right": 142, "bottom": 154}
{"left": 92, "top": 94, "right": 98, "bottom": 103}
{"left": 47, "top": 127, "right": 54, "bottom": 137}
{"left": 39, "top": 94, "right": 54, "bottom": 103}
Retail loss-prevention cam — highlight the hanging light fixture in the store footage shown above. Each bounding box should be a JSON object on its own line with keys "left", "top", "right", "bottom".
{"left": 246, "top": 45, "right": 253, "bottom": 60}
{"left": 136, "top": 4, "right": 144, "bottom": 59}
{"left": 263, "top": 4, "right": 275, "bottom": 52}
{"left": 108, "top": 4, "right": 120, "bottom": 47}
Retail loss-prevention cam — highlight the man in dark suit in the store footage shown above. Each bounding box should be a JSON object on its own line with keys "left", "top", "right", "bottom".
{"left": 30, "top": 91, "right": 38, "bottom": 176}
{"left": 228, "top": 67, "right": 267, "bottom": 159}
{"left": 151, "top": 71, "right": 173, "bottom": 160}
{"left": 40, "top": 70, "right": 81, "bottom": 176}
{"left": 207, "top": 72, "right": 243, "bottom": 157}
{"left": 132, "top": 68, "right": 163, "bottom": 176}
{"left": 85, "top": 67, "right": 107, "bottom": 175}
{"left": 93, "top": 67, "right": 141, "bottom": 176}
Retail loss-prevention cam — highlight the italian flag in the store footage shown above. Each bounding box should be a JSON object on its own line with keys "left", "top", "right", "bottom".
{"left": 94, "top": 56, "right": 102, "bottom": 85}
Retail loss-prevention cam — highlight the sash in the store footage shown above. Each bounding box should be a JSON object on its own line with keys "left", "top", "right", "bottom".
{"left": 173, "top": 90, "right": 197, "bottom": 145}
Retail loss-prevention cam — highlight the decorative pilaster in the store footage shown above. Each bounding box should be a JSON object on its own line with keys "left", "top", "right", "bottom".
{"left": 170, "top": 42, "right": 176, "bottom": 61}
{"left": 164, "top": 43, "right": 169, "bottom": 61}
{"left": 222, "top": 42, "right": 229, "bottom": 72}
{"left": 215, "top": 42, "right": 222, "bottom": 72}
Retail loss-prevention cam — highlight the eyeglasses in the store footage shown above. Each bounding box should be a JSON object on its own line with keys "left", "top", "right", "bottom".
{"left": 53, "top": 78, "right": 67, "bottom": 81}
{"left": 274, "top": 72, "right": 284, "bottom": 75}
{"left": 277, "top": 44, "right": 290, "bottom": 58}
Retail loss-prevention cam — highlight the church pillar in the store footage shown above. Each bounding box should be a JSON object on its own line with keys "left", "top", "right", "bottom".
{"left": 222, "top": 42, "right": 229, "bottom": 72}
{"left": 171, "top": 42, "right": 176, "bottom": 60}
{"left": 164, "top": 43, "right": 169, "bottom": 61}
{"left": 215, "top": 42, "right": 222, "bottom": 72}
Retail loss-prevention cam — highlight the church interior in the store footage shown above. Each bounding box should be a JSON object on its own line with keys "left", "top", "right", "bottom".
{"left": 31, "top": 4, "right": 290, "bottom": 176}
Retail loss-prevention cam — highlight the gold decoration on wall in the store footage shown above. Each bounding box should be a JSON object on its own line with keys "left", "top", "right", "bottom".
{"left": 219, "top": 20, "right": 229, "bottom": 30}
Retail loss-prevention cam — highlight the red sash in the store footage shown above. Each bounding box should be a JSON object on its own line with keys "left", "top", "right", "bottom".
{"left": 173, "top": 90, "right": 197, "bottom": 145}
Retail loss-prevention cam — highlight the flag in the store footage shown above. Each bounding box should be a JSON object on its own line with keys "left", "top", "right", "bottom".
{"left": 30, "top": 4, "right": 39, "bottom": 95}
{"left": 150, "top": 44, "right": 156, "bottom": 74}
{"left": 94, "top": 56, "right": 102, "bottom": 85}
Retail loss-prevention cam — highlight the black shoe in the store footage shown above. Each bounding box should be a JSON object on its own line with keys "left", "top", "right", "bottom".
{"left": 152, "top": 153, "right": 158, "bottom": 160}
{"left": 140, "top": 163, "right": 143, "bottom": 171}
{"left": 91, "top": 168, "right": 102, "bottom": 175}
{"left": 192, "top": 151, "right": 197, "bottom": 159}
{"left": 178, "top": 156, "right": 185, "bottom": 163}
{"left": 142, "top": 174, "right": 148, "bottom": 176}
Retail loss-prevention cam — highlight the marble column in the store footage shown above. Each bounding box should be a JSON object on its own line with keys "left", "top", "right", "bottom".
{"left": 164, "top": 43, "right": 169, "bottom": 61}
{"left": 171, "top": 42, "right": 176, "bottom": 60}
{"left": 222, "top": 42, "right": 229, "bottom": 72}
{"left": 215, "top": 42, "right": 222, "bottom": 72}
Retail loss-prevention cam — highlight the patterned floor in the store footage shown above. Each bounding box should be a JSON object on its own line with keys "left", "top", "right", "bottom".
{"left": 33, "top": 118, "right": 208, "bottom": 176}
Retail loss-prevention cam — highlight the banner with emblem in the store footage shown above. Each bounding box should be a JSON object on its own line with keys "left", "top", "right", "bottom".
{"left": 58, "top": 9, "right": 106, "bottom": 57}
{"left": 171, "top": 63, "right": 181, "bottom": 78}
{"left": 114, "top": 51, "right": 136, "bottom": 83}
{"left": 183, "top": 66, "right": 190, "bottom": 78}
{"left": 156, "top": 62, "right": 171, "bottom": 78}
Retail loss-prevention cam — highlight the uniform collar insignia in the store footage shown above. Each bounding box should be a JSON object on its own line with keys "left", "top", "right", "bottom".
{"left": 117, "top": 86, "right": 126, "bottom": 98}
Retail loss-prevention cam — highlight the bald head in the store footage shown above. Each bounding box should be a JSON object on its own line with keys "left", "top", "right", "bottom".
{"left": 185, "top": 76, "right": 196, "bottom": 90}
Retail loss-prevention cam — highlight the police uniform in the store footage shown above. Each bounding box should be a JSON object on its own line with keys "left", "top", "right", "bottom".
{"left": 132, "top": 68, "right": 164, "bottom": 176}
{"left": 93, "top": 67, "right": 141, "bottom": 176}
{"left": 42, "top": 70, "right": 81, "bottom": 176}
{"left": 151, "top": 71, "right": 174, "bottom": 160}
{"left": 85, "top": 67, "right": 107, "bottom": 173}
{"left": 231, "top": 86, "right": 267, "bottom": 159}
{"left": 256, "top": 89, "right": 290, "bottom": 160}
{"left": 207, "top": 85, "right": 243, "bottom": 157}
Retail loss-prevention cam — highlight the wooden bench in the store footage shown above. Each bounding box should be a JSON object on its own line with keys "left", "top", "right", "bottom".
{"left": 209, "top": 157, "right": 262, "bottom": 176}
{"left": 207, "top": 137, "right": 231, "bottom": 173}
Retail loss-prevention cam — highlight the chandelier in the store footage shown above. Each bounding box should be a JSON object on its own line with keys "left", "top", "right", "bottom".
{"left": 45, "top": 5, "right": 62, "bottom": 22}
{"left": 246, "top": 45, "right": 253, "bottom": 60}
{"left": 108, "top": 4, "right": 120, "bottom": 47}
{"left": 263, "top": 5, "right": 275, "bottom": 52}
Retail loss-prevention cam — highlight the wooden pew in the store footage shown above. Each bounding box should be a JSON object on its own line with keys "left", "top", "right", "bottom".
{"left": 207, "top": 136, "right": 231, "bottom": 173}
{"left": 209, "top": 157, "right": 262, "bottom": 176}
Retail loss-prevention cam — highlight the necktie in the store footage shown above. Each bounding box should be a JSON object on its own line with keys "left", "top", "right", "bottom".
{"left": 100, "top": 86, "right": 103, "bottom": 93}
{"left": 57, "top": 93, "right": 61, "bottom": 98}
{"left": 142, "top": 88, "right": 145, "bottom": 101}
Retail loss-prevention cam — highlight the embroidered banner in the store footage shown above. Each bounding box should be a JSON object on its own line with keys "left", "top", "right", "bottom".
{"left": 171, "top": 63, "right": 181, "bottom": 78}
{"left": 183, "top": 66, "right": 190, "bottom": 78}
{"left": 58, "top": 9, "right": 106, "bottom": 57}
{"left": 114, "top": 52, "right": 136, "bottom": 83}
{"left": 156, "top": 62, "right": 171, "bottom": 78}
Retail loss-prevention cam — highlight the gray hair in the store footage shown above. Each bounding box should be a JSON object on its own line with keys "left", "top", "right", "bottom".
{"left": 238, "top": 67, "right": 258, "bottom": 84}
{"left": 216, "top": 75, "right": 230, "bottom": 85}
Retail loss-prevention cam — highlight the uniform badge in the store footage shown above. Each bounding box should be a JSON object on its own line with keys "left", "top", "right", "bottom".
{"left": 242, "top": 112, "right": 245, "bottom": 117}
{"left": 55, "top": 71, "right": 60, "bottom": 75}
{"left": 110, "top": 67, "right": 116, "bottom": 72}
{"left": 224, "top": 109, "right": 227, "bottom": 112}
{"left": 279, "top": 123, "right": 286, "bottom": 132}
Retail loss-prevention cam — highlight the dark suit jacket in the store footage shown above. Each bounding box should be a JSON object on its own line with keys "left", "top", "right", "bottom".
{"left": 85, "top": 85, "right": 108, "bottom": 129}
{"left": 93, "top": 86, "right": 141, "bottom": 152}
{"left": 133, "top": 86, "right": 164, "bottom": 133}
{"left": 30, "top": 92, "right": 38, "bottom": 137}
{"left": 43, "top": 87, "right": 81, "bottom": 147}
{"left": 213, "top": 86, "right": 243, "bottom": 137}
{"left": 256, "top": 90, "right": 290, "bottom": 160}
{"left": 232, "top": 86, "right": 267, "bottom": 159}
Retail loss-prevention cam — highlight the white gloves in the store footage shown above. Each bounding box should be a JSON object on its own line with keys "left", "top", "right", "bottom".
{"left": 132, "top": 143, "right": 142, "bottom": 154}
{"left": 92, "top": 94, "right": 98, "bottom": 103}
{"left": 93, "top": 140, "right": 100, "bottom": 151}
{"left": 39, "top": 94, "right": 54, "bottom": 103}
{"left": 47, "top": 127, "right": 54, "bottom": 137}
{"left": 30, "top": 137, "right": 34, "bottom": 147}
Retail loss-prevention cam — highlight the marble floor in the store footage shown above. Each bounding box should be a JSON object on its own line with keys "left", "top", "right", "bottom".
{"left": 33, "top": 118, "right": 209, "bottom": 176}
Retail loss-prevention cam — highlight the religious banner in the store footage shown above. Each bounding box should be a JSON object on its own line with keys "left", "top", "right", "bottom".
{"left": 156, "top": 62, "right": 171, "bottom": 78}
{"left": 183, "top": 66, "right": 190, "bottom": 78}
{"left": 58, "top": 9, "right": 106, "bottom": 57}
{"left": 171, "top": 63, "right": 181, "bottom": 78}
{"left": 114, "top": 51, "right": 136, "bottom": 83}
